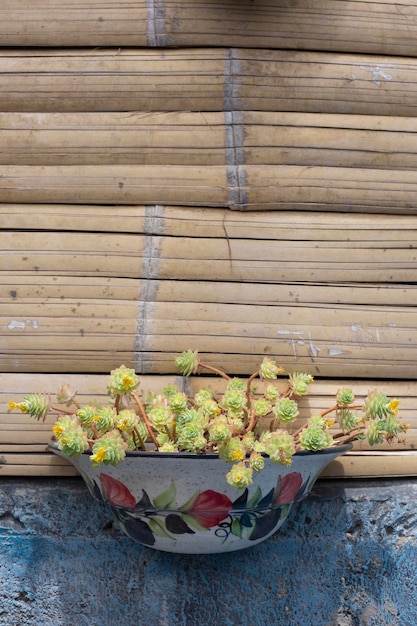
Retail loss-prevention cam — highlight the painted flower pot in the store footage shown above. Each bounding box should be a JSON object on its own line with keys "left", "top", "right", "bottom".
{"left": 50, "top": 443, "right": 351, "bottom": 554}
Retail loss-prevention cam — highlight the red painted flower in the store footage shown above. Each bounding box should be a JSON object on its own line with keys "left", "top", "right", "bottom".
{"left": 186, "top": 490, "right": 233, "bottom": 528}
{"left": 100, "top": 473, "right": 137, "bottom": 509}
{"left": 275, "top": 472, "right": 303, "bottom": 504}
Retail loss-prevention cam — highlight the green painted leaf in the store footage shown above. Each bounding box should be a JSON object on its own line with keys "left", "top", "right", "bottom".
{"left": 247, "top": 486, "right": 263, "bottom": 508}
{"left": 178, "top": 490, "right": 200, "bottom": 511}
{"left": 153, "top": 481, "right": 177, "bottom": 510}
{"left": 148, "top": 517, "right": 175, "bottom": 540}
{"left": 231, "top": 518, "right": 243, "bottom": 538}
{"left": 180, "top": 512, "right": 209, "bottom": 532}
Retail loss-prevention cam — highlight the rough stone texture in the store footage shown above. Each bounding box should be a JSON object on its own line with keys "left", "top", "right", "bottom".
{"left": 0, "top": 478, "right": 416, "bottom": 626}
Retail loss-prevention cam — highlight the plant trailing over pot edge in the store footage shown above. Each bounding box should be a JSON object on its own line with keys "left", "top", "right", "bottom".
{"left": 9, "top": 350, "right": 408, "bottom": 490}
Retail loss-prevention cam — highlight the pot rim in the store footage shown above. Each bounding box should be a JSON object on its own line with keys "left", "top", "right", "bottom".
{"left": 48, "top": 441, "right": 352, "bottom": 460}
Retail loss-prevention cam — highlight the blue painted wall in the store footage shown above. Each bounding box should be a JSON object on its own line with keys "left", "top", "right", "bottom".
{"left": 1, "top": 479, "right": 416, "bottom": 625}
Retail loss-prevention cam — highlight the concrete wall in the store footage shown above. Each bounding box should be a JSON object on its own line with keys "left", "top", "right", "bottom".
{"left": 1, "top": 478, "right": 416, "bottom": 626}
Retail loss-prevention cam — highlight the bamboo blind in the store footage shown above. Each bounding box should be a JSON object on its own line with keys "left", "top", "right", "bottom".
{"left": 1, "top": 0, "right": 417, "bottom": 477}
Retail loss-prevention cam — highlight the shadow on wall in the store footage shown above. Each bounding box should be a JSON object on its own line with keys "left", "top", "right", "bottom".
{"left": 0, "top": 479, "right": 416, "bottom": 625}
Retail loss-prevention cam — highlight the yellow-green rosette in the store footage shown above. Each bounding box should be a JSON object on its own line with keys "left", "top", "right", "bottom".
{"left": 53, "top": 417, "right": 89, "bottom": 457}
{"left": 259, "top": 358, "right": 283, "bottom": 381}
{"left": 107, "top": 364, "right": 139, "bottom": 399}
{"left": 90, "top": 431, "right": 127, "bottom": 466}
{"left": 9, "top": 393, "right": 50, "bottom": 421}
{"left": 175, "top": 350, "right": 199, "bottom": 376}
{"left": 273, "top": 398, "right": 299, "bottom": 423}
{"left": 299, "top": 420, "right": 333, "bottom": 451}
{"left": 115, "top": 409, "right": 139, "bottom": 433}
{"left": 94, "top": 406, "right": 117, "bottom": 434}
{"left": 289, "top": 372, "right": 314, "bottom": 396}
{"left": 226, "top": 462, "right": 253, "bottom": 489}
{"left": 257, "top": 430, "right": 295, "bottom": 464}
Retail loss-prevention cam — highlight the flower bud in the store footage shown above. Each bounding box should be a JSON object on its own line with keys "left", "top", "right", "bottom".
{"left": 364, "top": 420, "right": 384, "bottom": 446}
{"left": 56, "top": 384, "right": 78, "bottom": 406}
{"left": 200, "top": 399, "right": 221, "bottom": 419}
{"left": 54, "top": 418, "right": 89, "bottom": 457}
{"left": 52, "top": 415, "right": 78, "bottom": 439}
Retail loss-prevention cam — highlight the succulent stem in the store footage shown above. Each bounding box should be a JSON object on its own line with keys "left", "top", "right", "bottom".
{"left": 198, "top": 361, "right": 231, "bottom": 380}
{"left": 131, "top": 392, "right": 160, "bottom": 449}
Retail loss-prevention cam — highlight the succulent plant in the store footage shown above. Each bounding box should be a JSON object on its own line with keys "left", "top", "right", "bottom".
{"left": 9, "top": 351, "right": 408, "bottom": 489}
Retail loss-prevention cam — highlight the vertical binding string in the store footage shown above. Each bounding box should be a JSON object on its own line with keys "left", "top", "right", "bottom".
{"left": 135, "top": 205, "right": 164, "bottom": 372}
{"left": 224, "top": 49, "right": 248, "bottom": 210}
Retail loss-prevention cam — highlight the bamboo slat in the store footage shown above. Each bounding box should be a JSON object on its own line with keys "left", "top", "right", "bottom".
{"left": 0, "top": 112, "right": 227, "bottom": 166}
{"left": 0, "top": 463, "right": 78, "bottom": 477}
{"left": 234, "top": 49, "right": 417, "bottom": 117}
{"left": 2, "top": 226, "right": 417, "bottom": 280}
{"left": 0, "top": 204, "right": 150, "bottom": 233}
{"left": 239, "top": 165, "right": 417, "bottom": 213}
{"left": 135, "top": 350, "right": 417, "bottom": 380}
{"left": 1, "top": 374, "right": 416, "bottom": 477}
{"left": 0, "top": 0, "right": 148, "bottom": 47}
{"left": 321, "top": 452, "right": 417, "bottom": 478}
{"left": 3, "top": 112, "right": 417, "bottom": 169}
{"left": 4, "top": 277, "right": 417, "bottom": 308}
{"left": 3, "top": 290, "right": 417, "bottom": 375}
{"left": 3, "top": 204, "right": 417, "bottom": 239}
{"left": 156, "top": 0, "right": 417, "bottom": 55}
{"left": 1, "top": 49, "right": 417, "bottom": 116}
{"left": 0, "top": 236, "right": 142, "bottom": 278}
{"left": 2, "top": 0, "right": 417, "bottom": 56}
{"left": 1, "top": 163, "right": 417, "bottom": 212}
{"left": 0, "top": 49, "right": 226, "bottom": 113}
{"left": 0, "top": 165, "right": 229, "bottom": 207}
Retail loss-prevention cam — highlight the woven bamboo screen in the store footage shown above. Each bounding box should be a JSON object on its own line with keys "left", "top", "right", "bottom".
{"left": 1, "top": 0, "right": 417, "bottom": 477}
